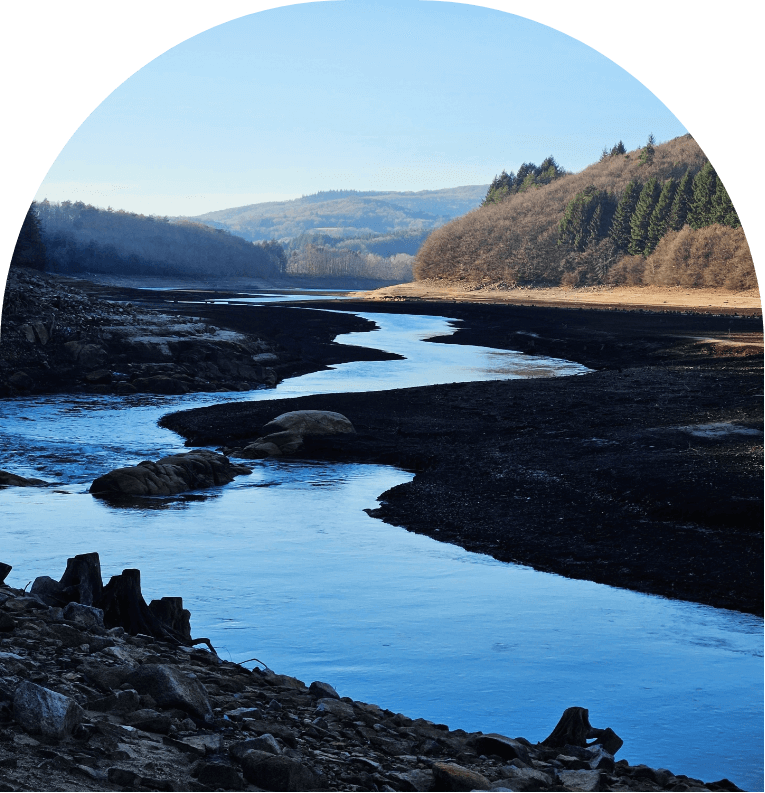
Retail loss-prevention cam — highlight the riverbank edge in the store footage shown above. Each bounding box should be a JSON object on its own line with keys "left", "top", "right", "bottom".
{"left": 161, "top": 300, "right": 763, "bottom": 617}
{"left": 0, "top": 567, "right": 748, "bottom": 792}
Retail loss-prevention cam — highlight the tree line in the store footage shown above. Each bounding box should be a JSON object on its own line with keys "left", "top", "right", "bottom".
{"left": 482, "top": 157, "right": 566, "bottom": 206}
{"left": 12, "top": 200, "right": 287, "bottom": 279}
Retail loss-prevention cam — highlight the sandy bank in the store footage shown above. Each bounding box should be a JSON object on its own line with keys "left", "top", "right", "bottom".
{"left": 352, "top": 280, "right": 762, "bottom": 315}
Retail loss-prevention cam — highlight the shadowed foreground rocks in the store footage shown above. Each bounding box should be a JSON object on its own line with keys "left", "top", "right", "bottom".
{"left": 0, "top": 557, "right": 743, "bottom": 792}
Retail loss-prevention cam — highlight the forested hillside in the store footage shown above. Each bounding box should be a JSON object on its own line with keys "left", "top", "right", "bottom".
{"left": 190, "top": 186, "right": 487, "bottom": 243}
{"left": 32, "top": 201, "right": 286, "bottom": 280}
{"left": 415, "top": 136, "right": 757, "bottom": 291}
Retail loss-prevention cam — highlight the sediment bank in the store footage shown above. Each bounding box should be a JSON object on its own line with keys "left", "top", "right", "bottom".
{"left": 163, "top": 301, "right": 763, "bottom": 616}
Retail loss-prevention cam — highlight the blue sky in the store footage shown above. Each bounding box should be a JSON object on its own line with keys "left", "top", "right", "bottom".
{"left": 34, "top": 0, "right": 688, "bottom": 216}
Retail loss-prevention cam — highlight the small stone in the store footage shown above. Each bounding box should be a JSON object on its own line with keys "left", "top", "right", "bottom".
{"left": 557, "top": 769, "right": 602, "bottom": 791}
{"left": 108, "top": 767, "right": 140, "bottom": 786}
{"left": 241, "top": 754, "right": 321, "bottom": 791}
{"left": 431, "top": 762, "right": 492, "bottom": 792}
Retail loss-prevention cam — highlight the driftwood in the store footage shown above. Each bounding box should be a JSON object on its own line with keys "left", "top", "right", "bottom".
{"left": 0, "top": 563, "right": 11, "bottom": 585}
{"left": 542, "top": 707, "right": 623, "bottom": 755}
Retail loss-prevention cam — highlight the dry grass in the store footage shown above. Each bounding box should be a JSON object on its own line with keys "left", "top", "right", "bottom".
{"left": 415, "top": 135, "right": 721, "bottom": 287}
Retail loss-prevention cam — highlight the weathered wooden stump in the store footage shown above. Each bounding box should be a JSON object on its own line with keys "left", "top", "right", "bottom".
{"left": 0, "top": 563, "right": 11, "bottom": 585}
{"left": 59, "top": 552, "right": 103, "bottom": 606}
{"left": 542, "top": 707, "right": 623, "bottom": 755}
{"left": 149, "top": 597, "right": 192, "bottom": 642}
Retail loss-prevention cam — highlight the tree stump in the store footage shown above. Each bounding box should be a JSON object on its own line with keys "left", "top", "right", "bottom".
{"left": 0, "top": 563, "right": 11, "bottom": 585}
{"left": 149, "top": 597, "right": 192, "bottom": 642}
{"left": 58, "top": 552, "right": 103, "bottom": 606}
{"left": 542, "top": 707, "right": 594, "bottom": 748}
{"left": 542, "top": 707, "right": 623, "bottom": 755}
{"left": 100, "top": 569, "right": 190, "bottom": 645}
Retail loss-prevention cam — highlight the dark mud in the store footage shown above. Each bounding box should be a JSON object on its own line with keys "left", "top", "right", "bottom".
{"left": 163, "top": 300, "right": 763, "bottom": 617}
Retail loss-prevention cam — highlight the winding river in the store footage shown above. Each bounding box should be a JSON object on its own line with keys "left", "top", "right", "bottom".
{"left": 0, "top": 308, "right": 761, "bottom": 789}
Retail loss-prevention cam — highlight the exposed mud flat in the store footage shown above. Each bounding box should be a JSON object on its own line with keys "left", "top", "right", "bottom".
{"left": 164, "top": 300, "right": 763, "bottom": 616}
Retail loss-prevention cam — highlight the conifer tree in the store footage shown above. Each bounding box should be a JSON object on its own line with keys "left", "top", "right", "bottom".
{"left": 609, "top": 180, "right": 642, "bottom": 251}
{"left": 628, "top": 177, "right": 661, "bottom": 255}
{"left": 638, "top": 133, "right": 656, "bottom": 165}
{"left": 646, "top": 178, "right": 677, "bottom": 253}
{"left": 11, "top": 203, "right": 47, "bottom": 271}
{"left": 688, "top": 161, "right": 717, "bottom": 228}
{"left": 711, "top": 179, "right": 741, "bottom": 228}
{"left": 668, "top": 168, "right": 694, "bottom": 231}
{"left": 558, "top": 186, "right": 614, "bottom": 251}
{"left": 610, "top": 140, "right": 626, "bottom": 156}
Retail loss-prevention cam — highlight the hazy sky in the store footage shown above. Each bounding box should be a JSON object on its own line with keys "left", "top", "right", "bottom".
{"left": 34, "top": 0, "right": 688, "bottom": 217}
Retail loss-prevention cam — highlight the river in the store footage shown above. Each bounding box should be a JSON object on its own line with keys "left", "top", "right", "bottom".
{"left": 0, "top": 308, "right": 761, "bottom": 789}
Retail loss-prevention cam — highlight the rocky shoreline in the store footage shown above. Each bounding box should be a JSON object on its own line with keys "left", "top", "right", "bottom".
{"left": 0, "top": 268, "right": 395, "bottom": 398}
{"left": 0, "top": 556, "right": 744, "bottom": 792}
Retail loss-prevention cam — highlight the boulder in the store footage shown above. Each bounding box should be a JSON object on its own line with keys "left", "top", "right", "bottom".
{"left": 244, "top": 733, "right": 282, "bottom": 755}
{"left": 128, "top": 663, "right": 213, "bottom": 722}
{"left": 7, "top": 371, "right": 34, "bottom": 391}
{"left": 0, "top": 470, "right": 46, "bottom": 487}
{"left": 63, "top": 602, "right": 105, "bottom": 631}
{"left": 315, "top": 697, "right": 355, "bottom": 721}
{"left": 309, "top": 681, "right": 340, "bottom": 700}
{"left": 474, "top": 733, "right": 531, "bottom": 764}
{"left": 493, "top": 766, "right": 553, "bottom": 790}
{"left": 90, "top": 449, "right": 251, "bottom": 497}
{"left": 262, "top": 410, "right": 355, "bottom": 436}
{"left": 30, "top": 576, "right": 65, "bottom": 605}
{"left": 13, "top": 681, "right": 84, "bottom": 739}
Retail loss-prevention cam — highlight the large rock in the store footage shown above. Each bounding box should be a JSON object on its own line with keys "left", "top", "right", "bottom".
{"left": 89, "top": 449, "right": 251, "bottom": 496}
{"left": 63, "top": 601, "right": 105, "bottom": 631}
{"left": 128, "top": 663, "right": 213, "bottom": 722}
{"left": 13, "top": 681, "right": 84, "bottom": 739}
{"left": 0, "top": 470, "right": 46, "bottom": 488}
{"left": 493, "top": 766, "right": 554, "bottom": 791}
{"left": 557, "top": 769, "right": 602, "bottom": 791}
{"left": 474, "top": 733, "right": 531, "bottom": 764}
{"left": 262, "top": 410, "right": 355, "bottom": 436}
{"left": 238, "top": 410, "right": 356, "bottom": 459}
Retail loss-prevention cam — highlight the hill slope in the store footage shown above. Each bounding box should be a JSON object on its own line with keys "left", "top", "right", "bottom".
{"left": 189, "top": 186, "right": 488, "bottom": 242}
{"left": 415, "top": 136, "right": 757, "bottom": 291}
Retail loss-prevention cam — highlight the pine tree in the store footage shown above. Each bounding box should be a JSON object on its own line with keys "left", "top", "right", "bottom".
{"left": 711, "top": 178, "right": 740, "bottom": 228}
{"left": 610, "top": 140, "right": 626, "bottom": 156}
{"left": 558, "top": 186, "right": 614, "bottom": 251}
{"left": 688, "top": 161, "right": 717, "bottom": 228}
{"left": 668, "top": 168, "right": 694, "bottom": 231}
{"left": 646, "top": 178, "right": 677, "bottom": 253}
{"left": 638, "top": 133, "right": 656, "bottom": 165}
{"left": 628, "top": 177, "right": 661, "bottom": 255}
{"left": 11, "top": 203, "right": 47, "bottom": 271}
{"left": 610, "top": 180, "right": 642, "bottom": 251}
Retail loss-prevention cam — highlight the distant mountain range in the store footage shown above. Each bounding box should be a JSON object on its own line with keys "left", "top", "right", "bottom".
{"left": 186, "top": 186, "right": 488, "bottom": 244}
